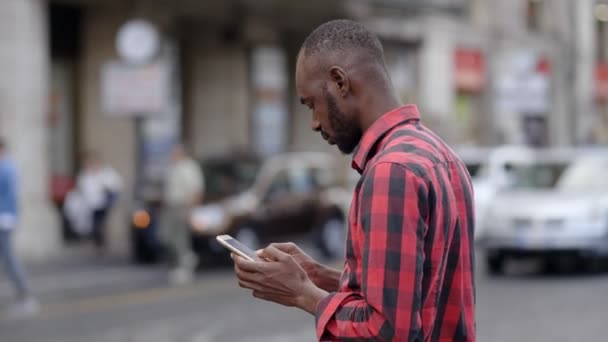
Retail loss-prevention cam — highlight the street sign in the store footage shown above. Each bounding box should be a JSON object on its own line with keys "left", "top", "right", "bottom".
{"left": 100, "top": 60, "right": 171, "bottom": 117}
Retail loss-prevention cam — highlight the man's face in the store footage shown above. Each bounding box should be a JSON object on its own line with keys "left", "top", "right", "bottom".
{"left": 296, "top": 56, "right": 362, "bottom": 154}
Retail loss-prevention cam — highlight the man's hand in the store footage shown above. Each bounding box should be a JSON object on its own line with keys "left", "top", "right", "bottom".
{"left": 265, "top": 242, "right": 320, "bottom": 279}
{"left": 232, "top": 245, "right": 328, "bottom": 314}
{"left": 269, "top": 242, "right": 342, "bottom": 292}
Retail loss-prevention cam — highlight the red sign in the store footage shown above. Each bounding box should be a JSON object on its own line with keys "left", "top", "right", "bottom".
{"left": 50, "top": 174, "right": 75, "bottom": 205}
{"left": 595, "top": 62, "right": 608, "bottom": 102}
{"left": 535, "top": 57, "right": 552, "bottom": 75}
{"left": 454, "top": 48, "right": 485, "bottom": 93}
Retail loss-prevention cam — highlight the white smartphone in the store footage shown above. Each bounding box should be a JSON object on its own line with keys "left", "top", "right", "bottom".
{"left": 216, "top": 234, "right": 260, "bottom": 262}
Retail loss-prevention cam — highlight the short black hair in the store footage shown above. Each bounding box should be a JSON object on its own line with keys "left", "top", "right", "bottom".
{"left": 300, "top": 19, "right": 384, "bottom": 63}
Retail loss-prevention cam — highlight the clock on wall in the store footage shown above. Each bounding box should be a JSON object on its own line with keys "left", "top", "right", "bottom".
{"left": 116, "top": 19, "right": 161, "bottom": 64}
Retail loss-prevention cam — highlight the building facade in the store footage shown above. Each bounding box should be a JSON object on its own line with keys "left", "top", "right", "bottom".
{"left": 1, "top": 0, "right": 605, "bottom": 259}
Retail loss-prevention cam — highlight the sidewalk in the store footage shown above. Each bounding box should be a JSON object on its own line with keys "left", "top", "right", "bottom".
{"left": 0, "top": 245, "right": 168, "bottom": 306}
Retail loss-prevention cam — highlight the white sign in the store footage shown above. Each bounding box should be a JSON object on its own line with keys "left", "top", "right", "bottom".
{"left": 496, "top": 73, "right": 550, "bottom": 114}
{"left": 495, "top": 50, "right": 550, "bottom": 114}
{"left": 100, "top": 61, "right": 171, "bottom": 116}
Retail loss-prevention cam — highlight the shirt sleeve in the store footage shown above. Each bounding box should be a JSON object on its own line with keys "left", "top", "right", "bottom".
{"left": 76, "top": 174, "right": 96, "bottom": 208}
{"left": 103, "top": 167, "right": 123, "bottom": 193}
{"left": 315, "top": 162, "right": 428, "bottom": 341}
{"left": 185, "top": 160, "right": 204, "bottom": 194}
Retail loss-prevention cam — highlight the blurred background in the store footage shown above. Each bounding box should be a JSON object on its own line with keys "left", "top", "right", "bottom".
{"left": 1, "top": 0, "right": 608, "bottom": 341}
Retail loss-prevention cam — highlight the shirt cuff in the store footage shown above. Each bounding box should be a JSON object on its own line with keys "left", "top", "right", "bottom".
{"left": 314, "top": 292, "right": 352, "bottom": 341}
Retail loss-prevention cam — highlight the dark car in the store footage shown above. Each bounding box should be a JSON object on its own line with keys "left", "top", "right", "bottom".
{"left": 130, "top": 151, "right": 350, "bottom": 264}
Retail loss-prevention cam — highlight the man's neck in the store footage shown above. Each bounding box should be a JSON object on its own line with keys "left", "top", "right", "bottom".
{"left": 359, "top": 90, "right": 401, "bottom": 132}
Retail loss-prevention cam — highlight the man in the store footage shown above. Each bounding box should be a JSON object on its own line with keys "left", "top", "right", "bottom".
{"left": 0, "top": 138, "right": 39, "bottom": 316}
{"left": 232, "top": 20, "right": 476, "bottom": 341}
{"left": 76, "top": 151, "right": 122, "bottom": 251}
{"left": 162, "top": 144, "right": 204, "bottom": 285}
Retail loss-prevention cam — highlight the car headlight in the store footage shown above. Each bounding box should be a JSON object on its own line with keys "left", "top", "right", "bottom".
{"left": 588, "top": 206, "right": 605, "bottom": 223}
{"left": 132, "top": 210, "right": 151, "bottom": 229}
{"left": 190, "top": 205, "right": 227, "bottom": 234}
{"left": 480, "top": 206, "right": 504, "bottom": 227}
{"left": 567, "top": 206, "right": 603, "bottom": 224}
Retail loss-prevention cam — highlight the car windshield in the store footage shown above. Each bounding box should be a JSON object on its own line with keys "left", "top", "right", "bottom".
{"left": 507, "top": 162, "right": 570, "bottom": 189}
{"left": 555, "top": 156, "right": 608, "bottom": 192}
{"left": 201, "top": 157, "right": 262, "bottom": 201}
{"left": 465, "top": 162, "right": 486, "bottom": 179}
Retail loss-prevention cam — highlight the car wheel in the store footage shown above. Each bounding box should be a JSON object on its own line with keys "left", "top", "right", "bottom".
{"left": 131, "top": 229, "right": 151, "bottom": 264}
{"left": 581, "top": 256, "right": 608, "bottom": 274}
{"left": 486, "top": 253, "right": 505, "bottom": 275}
{"left": 318, "top": 216, "right": 346, "bottom": 260}
{"left": 235, "top": 226, "right": 261, "bottom": 251}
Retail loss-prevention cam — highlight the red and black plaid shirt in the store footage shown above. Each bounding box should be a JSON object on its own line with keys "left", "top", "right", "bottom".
{"left": 315, "top": 105, "right": 476, "bottom": 341}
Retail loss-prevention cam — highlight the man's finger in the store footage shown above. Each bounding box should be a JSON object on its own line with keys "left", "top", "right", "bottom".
{"left": 234, "top": 262, "right": 258, "bottom": 281}
{"left": 269, "top": 242, "right": 298, "bottom": 254}
{"left": 232, "top": 253, "right": 263, "bottom": 272}
{"left": 238, "top": 279, "right": 264, "bottom": 292}
{"left": 259, "top": 245, "right": 290, "bottom": 262}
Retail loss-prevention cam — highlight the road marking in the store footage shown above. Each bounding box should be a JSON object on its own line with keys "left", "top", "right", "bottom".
{"left": 1, "top": 258, "right": 344, "bottom": 322}
{"left": 2, "top": 273, "right": 240, "bottom": 322}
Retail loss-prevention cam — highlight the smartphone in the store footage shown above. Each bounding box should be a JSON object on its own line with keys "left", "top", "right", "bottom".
{"left": 216, "top": 235, "right": 260, "bottom": 262}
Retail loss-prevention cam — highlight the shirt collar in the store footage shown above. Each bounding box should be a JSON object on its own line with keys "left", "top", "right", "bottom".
{"left": 352, "top": 104, "right": 421, "bottom": 174}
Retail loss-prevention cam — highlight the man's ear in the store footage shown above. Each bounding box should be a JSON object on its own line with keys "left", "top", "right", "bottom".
{"left": 329, "top": 66, "right": 349, "bottom": 97}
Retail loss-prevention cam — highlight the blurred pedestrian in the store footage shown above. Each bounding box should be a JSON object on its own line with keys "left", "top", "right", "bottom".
{"left": 232, "top": 20, "right": 476, "bottom": 341}
{"left": 76, "top": 151, "right": 122, "bottom": 252}
{"left": 0, "top": 138, "right": 39, "bottom": 317}
{"left": 162, "top": 144, "right": 204, "bottom": 285}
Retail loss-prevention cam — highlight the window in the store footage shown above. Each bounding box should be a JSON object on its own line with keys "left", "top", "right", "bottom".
{"left": 312, "top": 167, "right": 336, "bottom": 189}
{"left": 556, "top": 157, "right": 608, "bottom": 191}
{"left": 202, "top": 158, "right": 262, "bottom": 200}
{"left": 507, "top": 162, "right": 570, "bottom": 189}
{"left": 266, "top": 170, "right": 290, "bottom": 199}
{"left": 290, "top": 168, "right": 315, "bottom": 194}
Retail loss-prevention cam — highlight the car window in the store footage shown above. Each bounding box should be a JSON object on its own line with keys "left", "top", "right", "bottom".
{"left": 506, "top": 162, "right": 569, "bottom": 189}
{"left": 556, "top": 157, "right": 608, "bottom": 191}
{"left": 201, "top": 158, "right": 261, "bottom": 200}
{"left": 290, "top": 168, "right": 316, "bottom": 194}
{"left": 465, "top": 162, "right": 484, "bottom": 178}
{"left": 266, "top": 170, "right": 290, "bottom": 199}
{"left": 311, "top": 167, "right": 336, "bottom": 188}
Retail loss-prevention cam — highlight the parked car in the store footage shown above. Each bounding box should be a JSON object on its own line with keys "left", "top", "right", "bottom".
{"left": 130, "top": 151, "right": 351, "bottom": 264}
{"left": 454, "top": 145, "right": 536, "bottom": 241}
{"left": 479, "top": 148, "right": 608, "bottom": 274}
{"left": 453, "top": 146, "right": 493, "bottom": 241}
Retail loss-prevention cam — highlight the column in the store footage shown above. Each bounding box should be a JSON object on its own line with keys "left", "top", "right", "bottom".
{"left": 0, "top": 0, "right": 60, "bottom": 260}
{"left": 574, "top": 0, "right": 596, "bottom": 144}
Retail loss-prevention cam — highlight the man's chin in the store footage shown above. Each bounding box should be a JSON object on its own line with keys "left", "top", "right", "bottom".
{"left": 336, "top": 142, "right": 357, "bottom": 155}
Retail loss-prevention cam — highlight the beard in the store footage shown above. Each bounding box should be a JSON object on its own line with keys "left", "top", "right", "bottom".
{"left": 324, "top": 89, "right": 362, "bottom": 155}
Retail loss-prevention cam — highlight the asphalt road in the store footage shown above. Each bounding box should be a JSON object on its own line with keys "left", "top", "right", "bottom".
{"left": 0, "top": 249, "right": 607, "bottom": 342}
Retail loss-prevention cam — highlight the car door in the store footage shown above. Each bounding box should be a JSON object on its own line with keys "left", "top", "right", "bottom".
{"left": 286, "top": 166, "right": 319, "bottom": 235}
{"left": 254, "top": 168, "right": 300, "bottom": 239}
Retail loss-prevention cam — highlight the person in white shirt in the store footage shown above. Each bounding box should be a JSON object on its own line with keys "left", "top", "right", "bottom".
{"left": 162, "top": 144, "right": 204, "bottom": 285}
{"left": 76, "top": 151, "right": 123, "bottom": 251}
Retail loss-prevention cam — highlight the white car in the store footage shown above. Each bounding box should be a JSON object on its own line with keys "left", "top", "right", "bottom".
{"left": 480, "top": 150, "right": 608, "bottom": 274}
{"left": 455, "top": 144, "right": 540, "bottom": 242}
